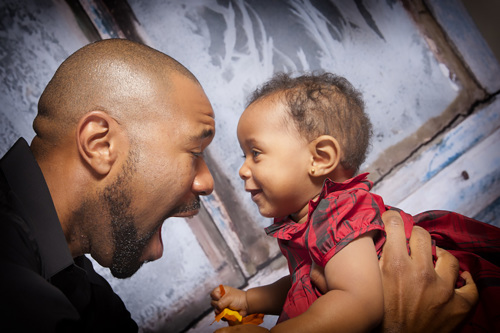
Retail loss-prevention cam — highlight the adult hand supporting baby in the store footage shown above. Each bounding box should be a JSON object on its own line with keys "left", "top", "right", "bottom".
{"left": 379, "top": 210, "right": 478, "bottom": 332}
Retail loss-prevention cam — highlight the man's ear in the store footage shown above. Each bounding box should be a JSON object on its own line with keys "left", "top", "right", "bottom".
{"left": 308, "top": 135, "right": 341, "bottom": 177}
{"left": 76, "top": 111, "right": 123, "bottom": 177}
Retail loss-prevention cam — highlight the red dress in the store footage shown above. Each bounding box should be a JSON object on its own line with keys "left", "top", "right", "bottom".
{"left": 265, "top": 173, "right": 500, "bottom": 332}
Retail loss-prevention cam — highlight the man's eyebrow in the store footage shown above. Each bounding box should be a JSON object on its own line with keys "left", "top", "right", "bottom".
{"left": 191, "top": 129, "right": 214, "bottom": 141}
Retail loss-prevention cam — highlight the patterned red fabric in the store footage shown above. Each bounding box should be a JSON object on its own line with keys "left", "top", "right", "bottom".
{"left": 265, "top": 173, "right": 500, "bottom": 331}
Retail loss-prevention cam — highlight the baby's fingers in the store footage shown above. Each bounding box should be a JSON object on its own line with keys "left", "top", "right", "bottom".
{"left": 212, "top": 295, "right": 233, "bottom": 312}
{"left": 211, "top": 299, "right": 222, "bottom": 312}
{"left": 210, "top": 285, "right": 225, "bottom": 301}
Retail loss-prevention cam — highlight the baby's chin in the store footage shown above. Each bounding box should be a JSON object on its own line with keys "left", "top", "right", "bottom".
{"left": 259, "top": 208, "right": 289, "bottom": 219}
{"left": 256, "top": 206, "right": 275, "bottom": 218}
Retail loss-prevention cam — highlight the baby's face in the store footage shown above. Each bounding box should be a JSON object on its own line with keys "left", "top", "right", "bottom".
{"left": 237, "top": 96, "right": 319, "bottom": 220}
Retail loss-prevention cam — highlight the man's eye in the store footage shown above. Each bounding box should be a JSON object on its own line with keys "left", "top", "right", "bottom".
{"left": 192, "top": 151, "right": 203, "bottom": 158}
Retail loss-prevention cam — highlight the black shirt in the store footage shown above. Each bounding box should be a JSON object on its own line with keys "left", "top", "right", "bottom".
{"left": 0, "top": 138, "right": 138, "bottom": 332}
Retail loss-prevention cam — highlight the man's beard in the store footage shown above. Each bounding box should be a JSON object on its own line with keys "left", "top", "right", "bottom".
{"left": 170, "top": 197, "right": 201, "bottom": 215}
{"left": 102, "top": 152, "right": 156, "bottom": 279}
{"left": 105, "top": 187, "right": 155, "bottom": 279}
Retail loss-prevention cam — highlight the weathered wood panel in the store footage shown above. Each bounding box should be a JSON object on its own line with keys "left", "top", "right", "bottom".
{"left": 373, "top": 97, "right": 500, "bottom": 222}
{"left": 425, "top": 0, "right": 500, "bottom": 93}
{"left": 394, "top": 124, "right": 500, "bottom": 223}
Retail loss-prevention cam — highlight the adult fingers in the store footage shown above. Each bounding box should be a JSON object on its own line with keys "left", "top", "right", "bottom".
{"left": 434, "top": 247, "right": 460, "bottom": 289}
{"left": 380, "top": 210, "right": 408, "bottom": 254}
{"left": 455, "top": 271, "right": 479, "bottom": 309}
{"left": 379, "top": 210, "right": 408, "bottom": 269}
{"left": 408, "top": 226, "right": 433, "bottom": 270}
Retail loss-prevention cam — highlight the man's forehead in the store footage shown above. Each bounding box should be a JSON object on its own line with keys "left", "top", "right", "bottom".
{"left": 168, "top": 74, "right": 214, "bottom": 112}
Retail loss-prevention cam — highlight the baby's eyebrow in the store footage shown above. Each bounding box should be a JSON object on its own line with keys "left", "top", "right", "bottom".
{"left": 244, "top": 137, "right": 258, "bottom": 145}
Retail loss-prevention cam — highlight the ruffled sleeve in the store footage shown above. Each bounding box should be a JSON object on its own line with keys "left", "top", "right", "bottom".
{"left": 307, "top": 182, "right": 386, "bottom": 267}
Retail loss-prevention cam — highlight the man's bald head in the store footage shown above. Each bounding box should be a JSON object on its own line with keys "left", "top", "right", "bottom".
{"left": 34, "top": 39, "right": 198, "bottom": 150}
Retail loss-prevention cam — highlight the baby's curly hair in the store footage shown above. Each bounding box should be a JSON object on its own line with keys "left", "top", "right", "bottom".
{"left": 247, "top": 72, "right": 372, "bottom": 173}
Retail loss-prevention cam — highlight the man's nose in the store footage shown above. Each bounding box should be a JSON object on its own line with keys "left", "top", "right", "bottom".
{"left": 193, "top": 159, "right": 214, "bottom": 195}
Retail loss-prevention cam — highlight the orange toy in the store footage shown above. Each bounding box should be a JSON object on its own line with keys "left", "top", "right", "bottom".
{"left": 211, "top": 285, "right": 265, "bottom": 326}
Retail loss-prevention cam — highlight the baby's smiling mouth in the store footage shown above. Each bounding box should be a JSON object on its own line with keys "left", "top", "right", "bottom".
{"left": 247, "top": 189, "right": 263, "bottom": 201}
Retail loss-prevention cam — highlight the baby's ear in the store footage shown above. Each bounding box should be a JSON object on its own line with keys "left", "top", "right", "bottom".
{"left": 308, "top": 135, "right": 341, "bottom": 177}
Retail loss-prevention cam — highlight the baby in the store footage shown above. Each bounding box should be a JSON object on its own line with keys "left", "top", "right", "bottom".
{"left": 211, "top": 72, "right": 500, "bottom": 332}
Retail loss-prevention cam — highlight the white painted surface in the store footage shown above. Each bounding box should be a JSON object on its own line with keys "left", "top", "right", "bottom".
{"left": 374, "top": 97, "right": 500, "bottom": 216}
{"left": 392, "top": 126, "right": 500, "bottom": 219}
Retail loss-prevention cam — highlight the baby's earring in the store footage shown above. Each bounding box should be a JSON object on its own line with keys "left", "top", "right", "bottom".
{"left": 311, "top": 168, "right": 315, "bottom": 175}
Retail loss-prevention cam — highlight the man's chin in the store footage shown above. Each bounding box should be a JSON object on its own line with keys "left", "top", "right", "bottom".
{"left": 172, "top": 209, "right": 199, "bottom": 218}
{"left": 110, "top": 261, "right": 144, "bottom": 279}
{"left": 171, "top": 199, "right": 200, "bottom": 218}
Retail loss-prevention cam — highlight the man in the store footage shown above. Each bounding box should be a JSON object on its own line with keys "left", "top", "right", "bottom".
{"left": 0, "top": 39, "right": 477, "bottom": 332}
{"left": 1, "top": 38, "right": 215, "bottom": 332}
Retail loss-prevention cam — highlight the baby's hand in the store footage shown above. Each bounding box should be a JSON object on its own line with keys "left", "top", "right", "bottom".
{"left": 210, "top": 285, "right": 249, "bottom": 317}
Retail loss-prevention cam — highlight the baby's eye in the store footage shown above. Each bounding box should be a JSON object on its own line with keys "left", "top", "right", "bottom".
{"left": 252, "top": 150, "right": 261, "bottom": 158}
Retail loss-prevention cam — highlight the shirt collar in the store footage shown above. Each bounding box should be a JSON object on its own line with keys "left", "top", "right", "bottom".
{"left": 0, "top": 138, "right": 74, "bottom": 279}
{"left": 309, "top": 173, "right": 372, "bottom": 213}
{"left": 265, "top": 173, "right": 372, "bottom": 238}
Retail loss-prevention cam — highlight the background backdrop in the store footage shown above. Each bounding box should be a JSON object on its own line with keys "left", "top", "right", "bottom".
{"left": 1, "top": 0, "right": 499, "bottom": 332}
